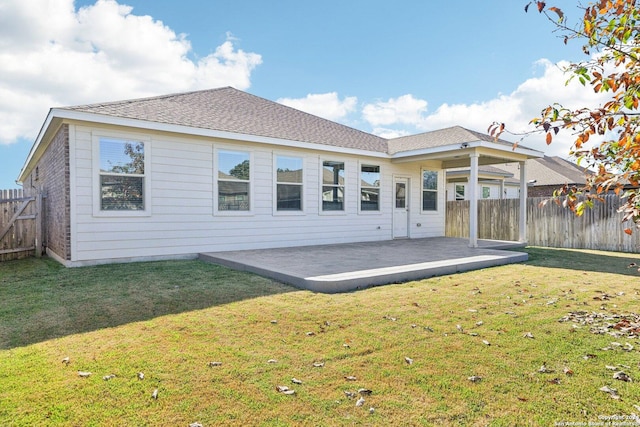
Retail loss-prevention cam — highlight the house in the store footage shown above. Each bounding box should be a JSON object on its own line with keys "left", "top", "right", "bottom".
{"left": 17, "top": 87, "right": 543, "bottom": 267}
{"left": 445, "top": 156, "right": 590, "bottom": 200}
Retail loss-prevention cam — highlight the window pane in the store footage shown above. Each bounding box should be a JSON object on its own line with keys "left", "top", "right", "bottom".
{"left": 323, "top": 161, "right": 345, "bottom": 185}
{"left": 322, "top": 186, "right": 344, "bottom": 210}
{"left": 455, "top": 184, "right": 465, "bottom": 201}
{"left": 100, "top": 139, "right": 144, "bottom": 174}
{"left": 395, "top": 182, "right": 406, "bottom": 208}
{"left": 422, "top": 191, "right": 437, "bottom": 211}
{"left": 422, "top": 170, "right": 437, "bottom": 190}
{"left": 361, "top": 188, "right": 379, "bottom": 211}
{"left": 100, "top": 175, "right": 144, "bottom": 210}
{"left": 219, "top": 151, "right": 250, "bottom": 180}
{"left": 277, "top": 156, "right": 303, "bottom": 183}
{"left": 483, "top": 187, "right": 491, "bottom": 198}
{"left": 361, "top": 165, "right": 380, "bottom": 188}
{"left": 277, "top": 184, "right": 302, "bottom": 210}
{"left": 218, "top": 181, "right": 249, "bottom": 211}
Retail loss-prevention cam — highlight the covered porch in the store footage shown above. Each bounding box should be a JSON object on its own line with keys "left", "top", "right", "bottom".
{"left": 199, "top": 237, "right": 527, "bottom": 293}
{"left": 389, "top": 127, "right": 544, "bottom": 247}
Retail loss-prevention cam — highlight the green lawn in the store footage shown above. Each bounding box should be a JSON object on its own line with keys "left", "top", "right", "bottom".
{"left": 0, "top": 247, "right": 639, "bottom": 426}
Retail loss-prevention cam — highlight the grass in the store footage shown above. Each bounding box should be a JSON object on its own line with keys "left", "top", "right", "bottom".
{"left": 0, "top": 247, "right": 639, "bottom": 426}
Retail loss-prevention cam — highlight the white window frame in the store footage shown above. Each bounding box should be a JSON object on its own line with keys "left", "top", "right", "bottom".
{"left": 214, "top": 148, "right": 253, "bottom": 216}
{"left": 92, "top": 133, "right": 151, "bottom": 217}
{"left": 320, "top": 159, "right": 346, "bottom": 215}
{"left": 358, "top": 162, "right": 381, "bottom": 214}
{"left": 421, "top": 169, "right": 439, "bottom": 212}
{"left": 273, "top": 153, "right": 305, "bottom": 215}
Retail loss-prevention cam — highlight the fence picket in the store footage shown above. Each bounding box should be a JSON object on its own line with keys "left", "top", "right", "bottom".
{"left": 446, "top": 194, "right": 640, "bottom": 253}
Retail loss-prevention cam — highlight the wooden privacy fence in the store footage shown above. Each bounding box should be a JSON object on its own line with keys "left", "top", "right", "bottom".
{"left": 0, "top": 189, "right": 44, "bottom": 262}
{"left": 446, "top": 194, "right": 640, "bottom": 253}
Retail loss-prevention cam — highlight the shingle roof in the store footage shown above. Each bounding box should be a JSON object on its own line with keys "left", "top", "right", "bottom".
{"left": 62, "top": 87, "right": 389, "bottom": 153}
{"left": 387, "top": 126, "right": 516, "bottom": 155}
{"left": 497, "top": 156, "right": 590, "bottom": 186}
{"left": 60, "top": 88, "right": 535, "bottom": 156}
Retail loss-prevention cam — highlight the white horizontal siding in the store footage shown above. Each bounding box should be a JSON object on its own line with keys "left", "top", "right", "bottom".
{"left": 69, "top": 124, "right": 445, "bottom": 263}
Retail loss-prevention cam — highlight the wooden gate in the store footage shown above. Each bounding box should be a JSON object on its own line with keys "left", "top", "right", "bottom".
{"left": 0, "top": 189, "right": 44, "bottom": 262}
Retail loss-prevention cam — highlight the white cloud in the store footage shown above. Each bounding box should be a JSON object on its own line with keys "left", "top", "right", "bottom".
{"left": 0, "top": 0, "right": 262, "bottom": 145}
{"left": 277, "top": 92, "right": 357, "bottom": 121}
{"left": 418, "top": 59, "right": 609, "bottom": 157}
{"left": 357, "top": 59, "right": 609, "bottom": 158}
{"left": 362, "top": 94, "right": 428, "bottom": 127}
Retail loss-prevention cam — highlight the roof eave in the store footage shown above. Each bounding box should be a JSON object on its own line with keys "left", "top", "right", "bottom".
{"left": 390, "top": 140, "right": 544, "bottom": 161}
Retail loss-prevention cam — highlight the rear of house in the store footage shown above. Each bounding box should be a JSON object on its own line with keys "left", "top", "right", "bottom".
{"left": 18, "top": 87, "right": 541, "bottom": 266}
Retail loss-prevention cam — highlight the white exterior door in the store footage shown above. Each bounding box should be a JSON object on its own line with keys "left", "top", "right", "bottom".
{"left": 393, "top": 177, "right": 409, "bottom": 238}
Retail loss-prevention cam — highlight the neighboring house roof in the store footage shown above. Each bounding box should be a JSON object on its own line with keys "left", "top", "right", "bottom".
{"left": 62, "top": 87, "right": 389, "bottom": 153}
{"left": 497, "top": 156, "right": 589, "bottom": 187}
{"left": 387, "top": 126, "right": 515, "bottom": 155}
{"left": 446, "top": 156, "right": 589, "bottom": 187}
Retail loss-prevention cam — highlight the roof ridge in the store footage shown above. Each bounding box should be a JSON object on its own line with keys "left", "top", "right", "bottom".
{"left": 62, "top": 86, "right": 235, "bottom": 110}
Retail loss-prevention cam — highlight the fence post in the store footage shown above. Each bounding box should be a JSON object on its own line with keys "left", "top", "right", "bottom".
{"left": 35, "top": 191, "right": 43, "bottom": 258}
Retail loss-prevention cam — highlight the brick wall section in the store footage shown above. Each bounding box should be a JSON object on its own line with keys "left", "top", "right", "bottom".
{"left": 25, "top": 124, "right": 71, "bottom": 260}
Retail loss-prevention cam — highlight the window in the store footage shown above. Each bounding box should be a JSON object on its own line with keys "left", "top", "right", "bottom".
{"left": 455, "top": 184, "right": 465, "bottom": 201}
{"left": 276, "top": 155, "right": 303, "bottom": 211}
{"left": 422, "top": 170, "right": 438, "bottom": 211}
{"left": 360, "top": 165, "right": 380, "bottom": 211}
{"left": 99, "top": 138, "right": 145, "bottom": 211}
{"left": 322, "top": 161, "right": 345, "bottom": 211}
{"left": 218, "top": 150, "right": 250, "bottom": 211}
{"left": 482, "top": 186, "right": 491, "bottom": 199}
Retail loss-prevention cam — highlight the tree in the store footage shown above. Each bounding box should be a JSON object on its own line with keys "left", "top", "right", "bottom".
{"left": 490, "top": 0, "right": 640, "bottom": 233}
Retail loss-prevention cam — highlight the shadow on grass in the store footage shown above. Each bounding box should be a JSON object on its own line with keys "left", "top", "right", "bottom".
{"left": 0, "top": 257, "right": 297, "bottom": 350}
{"left": 522, "top": 246, "right": 640, "bottom": 277}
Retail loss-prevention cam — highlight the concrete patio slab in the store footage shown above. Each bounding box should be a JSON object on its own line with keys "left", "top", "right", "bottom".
{"left": 198, "top": 237, "right": 528, "bottom": 293}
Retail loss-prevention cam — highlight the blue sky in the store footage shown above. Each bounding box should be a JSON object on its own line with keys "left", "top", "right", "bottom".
{"left": 0, "top": 0, "right": 599, "bottom": 188}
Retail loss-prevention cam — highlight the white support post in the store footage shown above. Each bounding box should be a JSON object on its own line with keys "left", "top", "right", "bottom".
{"left": 468, "top": 152, "right": 479, "bottom": 248}
{"left": 519, "top": 161, "right": 527, "bottom": 243}
{"left": 499, "top": 179, "right": 505, "bottom": 200}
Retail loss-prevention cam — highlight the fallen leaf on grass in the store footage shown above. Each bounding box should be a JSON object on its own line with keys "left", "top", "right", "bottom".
{"left": 345, "top": 376, "right": 357, "bottom": 381}
{"left": 605, "top": 365, "right": 617, "bottom": 371}
{"left": 563, "top": 367, "right": 574, "bottom": 375}
{"left": 276, "top": 385, "right": 295, "bottom": 395}
{"left": 61, "top": 357, "right": 70, "bottom": 365}
{"left": 456, "top": 324, "right": 463, "bottom": 332}
{"left": 404, "top": 357, "right": 414, "bottom": 365}
{"left": 306, "top": 331, "right": 315, "bottom": 336}
{"left": 291, "top": 378, "right": 302, "bottom": 385}
{"left": 137, "top": 372, "right": 144, "bottom": 380}
{"left": 468, "top": 375, "right": 482, "bottom": 383}
{"left": 475, "top": 321, "right": 483, "bottom": 327}
{"left": 344, "top": 391, "right": 356, "bottom": 399}
{"left": 600, "top": 385, "right": 620, "bottom": 399}
{"left": 369, "top": 407, "right": 375, "bottom": 414}
{"left": 78, "top": 371, "right": 92, "bottom": 378}
{"left": 522, "top": 332, "right": 534, "bottom": 339}
{"left": 482, "top": 340, "right": 491, "bottom": 346}
{"left": 613, "top": 371, "right": 631, "bottom": 382}
{"left": 583, "top": 354, "right": 597, "bottom": 360}
{"left": 548, "top": 378, "right": 561, "bottom": 385}
{"left": 537, "top": 364, "right": 554, "bottom": 374}
{"left": 270, "top": 320, "right": 278, "bottom": 324}
{"left": 267, "top": 359, "right": 278, "bottom": 364}
{"left": 103, "top": 374, "right": 116, "bottom": 381}
{"left": 151, "top": 389, "right": 158, "bottom": 399}
{"left": 355, "top": 396, "right": 365, "bottom": 407}
{"left": 358, "top": 388, "right": 372, "bottom": 395}
{"left": 312, "top": 362, "right": 325, "bottom": 368}
{"left": 207, "top": 361, "right": 222, "bottom": 367}
{"left": 190, "top": 423, "right": 203, "bottom": 427}
{"left": 517, "top": 397, "right": 528, "bottom": 402}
